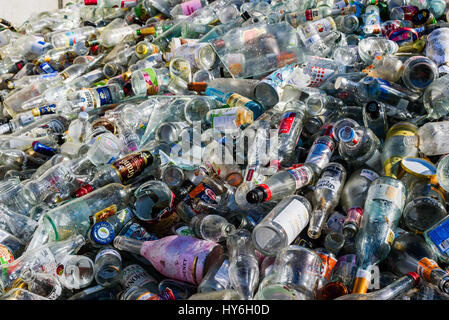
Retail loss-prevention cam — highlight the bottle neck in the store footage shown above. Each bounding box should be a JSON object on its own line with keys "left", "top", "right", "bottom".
{"left": 113, "top": 235, "right": 145, "bottom": 255}
{"left": 372, "top": 273, "right": 417, "bottom": 300}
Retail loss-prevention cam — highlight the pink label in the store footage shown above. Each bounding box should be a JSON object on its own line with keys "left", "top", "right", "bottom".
{"left": 345, "top": 207, "right": 363, "bottom": 226}
{"left": 180, "top": 0, "right": 202, "bottom": 15}
{"left": 140, "top": 236, "right": 219, "bottom": 285}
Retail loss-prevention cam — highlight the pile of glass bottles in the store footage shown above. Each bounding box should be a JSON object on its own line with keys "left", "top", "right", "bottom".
{"left": 3, "top": 0, "right": 449, "bottom": 301}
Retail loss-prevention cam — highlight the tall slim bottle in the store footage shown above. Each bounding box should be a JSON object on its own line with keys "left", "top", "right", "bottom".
{"left": 308, "top": 162, "right": 346, "bottom": 239}
{"left": 352, "top": 176, "right": 407, "bottom": 294}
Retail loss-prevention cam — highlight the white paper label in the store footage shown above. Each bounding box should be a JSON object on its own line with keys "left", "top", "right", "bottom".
{"left": 273, "top": 199, "right": 309, "bottom": 244}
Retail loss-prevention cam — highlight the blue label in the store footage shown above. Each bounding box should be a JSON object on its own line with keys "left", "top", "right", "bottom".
{"left": 122, "top": 222, "right": 158, "bottom": 242}
{"left": 205, "top": 87, "right": 226, "bottom": 103}
{"left": 40, "top": 62, "right": 57, "bottom": 74}
{"left": 95, "top": 87, "right": 113, "bottom": 106}
{"left": 427, "top": 218, "right": 449, "bottom": 254}
{"left": 197, "top": 183, "right": 218, "bottom": 204}
{"left": 39, "top": 104, "right": 56, "bottom": 115}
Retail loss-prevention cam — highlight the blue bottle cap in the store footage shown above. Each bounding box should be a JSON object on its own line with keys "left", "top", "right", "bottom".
{"left": 338, "top": 126, "right": 355, "bottom": 143}
{"left": 91, "top": 221, "right": 115, "bottom": 245}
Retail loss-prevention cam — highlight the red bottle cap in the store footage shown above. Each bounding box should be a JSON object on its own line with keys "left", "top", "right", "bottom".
{"left": 407, "top": 272, "right": 420, "bottom": 285}
{"left": 84, "top": 0, "right": 98, "bottom": 5}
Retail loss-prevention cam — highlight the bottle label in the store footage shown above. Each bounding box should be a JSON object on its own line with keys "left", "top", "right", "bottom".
{"left": 317, "top": 252, "right": 337, "bottom": 280}
{"left": 272, "top": 199, "right": 309, "bottom": 244}
{"left": 210, "top": 107, "right": 241, "bottom": 131}
{"left": 116, "top": 207, "right": 133, "bottom": 224}
{"left": 95, "top": 248, "right": 122, "bottom": 263}
{"left": 0, "top": 245, "right": 13, "bottom": 266}
{"left": 315, "top": 169, "right": 343, "bottom": 192}
{"left": 112, "top": 152, "right": 153, "bottom": 184}
{"left": 19, "top": 113, "right": 34, "bottom": 126}
{"left": 327, "top": 212, "right": 346, "bottom": 233}
{"left": 227, "top": 93, "right": 251, "bottom": 109}
{"left": 89, "top": 205, "right": 117, "bottom": 226}
{"left": 308, "top": 66, "right": 335, "bottom": 87}
{"left": 63, "top": 31, "right": 76, "bottom": 47}
{"left": 40, "top": 62, "right": 57, "bottom": 74}
{"left": 260, "top": 63, "right": 297, "bottom": 91}
{"left": 287, "top": 166, "right": 312, "bottom": 189}
{"left": 188, "top": 183, "right": 217, "bottom": 204}
{"left": 142, "top": 68, "right": 159, "bottom": 95}
{"left": 120, "top": 0, "right": 138, "bottom": 7}
{"left": 305, "top": 138, "right": 335, "bottom": 169}
{"left": 360, "top": 169, "right": 379, "bottom": 182}
{"left": 121, "top": 264, "right": 157, "bottom": 289}
{"left": 175, "top": 225, "right": 195, "bottom": 237}
{"left": 427, "top": 218, "right": 449, "bottom": 254}
{"left": 369, "top": 183, "right": 405, "bottom": 207}
{"left": 137, "top": 292, "right": 159, "bottom": 300}
{"left": 34, "top": 104, "right": 57, "bottom": 116}
{"left": 345, "top": 207, "right": 363, "bottom": 227}
{"left": 279, "top": 112, "right": 296, "bottom": 134}
{"left": 43, "top": 119, "right": 66, "bottom": 134}
{"left": 122, "top": 222, "right": 158, "bottom": 241}
{"left": 417, "top": 257, "right": 440, "bottom": 281}
{"left": 180, "top": 0, "right": 202, "bottom": 15}
{"left": 0, "top": 123, "right": 11, "bottom": 135}
{"left": 386, "top": 228, "right": 395, "bottom": 246}
{"left": 79, "top": 89, "right": 97, "bottom": 111}
{"left": 95, "top": 87, "right": 113, "bottom": 106}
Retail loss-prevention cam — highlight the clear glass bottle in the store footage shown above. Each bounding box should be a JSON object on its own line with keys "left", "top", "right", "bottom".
{"left": 227, "top": 229, "right": 259, "bottom": 300}
{"left": 337, "top": 125, "right": 383, "bottom": 173}
{"left": 382, "top": 122, "right": 419, "bottom": 178}
{"left": 190, "top": 214, "right": 236, "bottom": 243}
{"left": 400, "top": 157, "right": 447, "bottom": 233}
{"left": 337, "top": 272, "right": 420, "bottom": 300}
{"left": 340, "top": 167, "right": 379, "bottom": 239}
{"left": 308, "top": 162, "right": 346, "bottom": 239}
{"left": 352, "top": 176, "right": 407, "bottom": 294}
{"left": 252, "top": 195, "right": 311, "bottom": 256}
{"left": 94, "top": 246, "right": 122, "bottom": 287}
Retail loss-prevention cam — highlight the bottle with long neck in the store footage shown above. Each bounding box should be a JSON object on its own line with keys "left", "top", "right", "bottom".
{"left": 308, "top": 162, "right": 346, "bottom": 239}
{"left": 339, "top": 166, "right": 379, "bottom": 239}
{"left": 336, "top": 272, "right": 420, "bottom": 300}
{"left": 113, "top": 235, "right": 224, "bottom": 285}
{"left": 41, "top": 183, "right": 136, "bottom": 242}
{"left": 73, "top": 150, "right": 159, "bottom": 197}
{"left": 352, "top": 176, "right": 407, "bottom": 294}
{"left": 245, "top": 163, "right": 316, "bottom": 204}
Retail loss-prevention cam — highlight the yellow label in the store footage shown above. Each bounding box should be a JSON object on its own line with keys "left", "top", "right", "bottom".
{"left": 386, "top": 228, "right": 395, "bottom": 246}
{"left": 89, "top": 205, "right": 117, "bottom": 225}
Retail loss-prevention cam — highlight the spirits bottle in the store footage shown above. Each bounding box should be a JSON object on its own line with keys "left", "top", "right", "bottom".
{"left": 308, "top": 162, "right": 346, "bottom": 239}
{"left": 352, "top": 176, "right": 407, "bottom": 294}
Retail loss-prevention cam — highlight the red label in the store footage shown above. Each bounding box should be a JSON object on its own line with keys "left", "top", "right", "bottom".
{"left": 279, "top": 112, "right": 296, "bottom": 134}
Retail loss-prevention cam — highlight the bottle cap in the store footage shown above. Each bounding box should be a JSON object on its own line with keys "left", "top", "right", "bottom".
{"left": 406, "top": 272, "right": 420, "bottom": 285}
{"left": 338, "top": 126, "right": 356, "bottom": 144}
{"left": 79, "top": 111, "right": 89, "bottom": 121}
{"left": 84, "top": 0, "right": 98, "bottom": 4}
{"left": 91, "top": 221, "right": 115, "bottom": 245}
